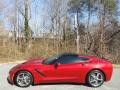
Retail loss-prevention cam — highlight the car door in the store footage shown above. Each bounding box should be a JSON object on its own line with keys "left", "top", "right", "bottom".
{"left": 52, "top": 55, "right": 85, "bottom": 82}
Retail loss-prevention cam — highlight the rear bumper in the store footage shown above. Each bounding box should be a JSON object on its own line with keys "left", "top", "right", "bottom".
{"left": 7, "top": 76, "right": 14, "bottom": 85}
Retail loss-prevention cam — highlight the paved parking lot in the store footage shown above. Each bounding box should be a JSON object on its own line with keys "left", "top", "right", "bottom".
{"left": 0, "top": 64, "right": 119, "bottom": 90}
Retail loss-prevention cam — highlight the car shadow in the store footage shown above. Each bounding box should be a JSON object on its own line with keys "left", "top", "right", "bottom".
{"left": 33, "top": 83, "right": 90, "bottom": 87}
{"left": 7, "top": 77, "right": 90, "bottom": 87}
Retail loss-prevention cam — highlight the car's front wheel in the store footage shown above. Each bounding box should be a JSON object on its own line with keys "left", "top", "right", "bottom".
{"left": 87, "top": 70, "right": 105, "bottom": 87}
{"left": 14, "top": 71, "right": 33, "bottom": 88}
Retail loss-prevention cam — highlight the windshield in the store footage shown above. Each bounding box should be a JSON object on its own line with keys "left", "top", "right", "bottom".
{"left": 42, "top": 55, "right": 60, "bottom": 64}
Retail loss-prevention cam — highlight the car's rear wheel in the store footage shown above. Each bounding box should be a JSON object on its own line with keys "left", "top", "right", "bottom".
{"left": 87, "top": 70, "right": 105, "bottom": 87}
{"left": 14, "top": 71, "right": 33, "bottom": 87}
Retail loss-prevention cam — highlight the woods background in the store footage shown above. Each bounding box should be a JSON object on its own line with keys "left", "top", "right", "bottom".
{"left": 0, "top": 0, "right": 120, "bottom": 64}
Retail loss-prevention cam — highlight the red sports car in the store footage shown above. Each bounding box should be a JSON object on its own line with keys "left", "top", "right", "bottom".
{"left": 8, "top": 53, "right": 113, "bottom": 88}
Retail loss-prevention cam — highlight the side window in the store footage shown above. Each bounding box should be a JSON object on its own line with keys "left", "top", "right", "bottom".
{"left": 56, "top": 56, "right": 89, "bottom": 64}
{"left": 56, "top": 56, "right": 77, "bottom": 64}
{"left": 74, "top": 57, "right": 89, "bottom": 63}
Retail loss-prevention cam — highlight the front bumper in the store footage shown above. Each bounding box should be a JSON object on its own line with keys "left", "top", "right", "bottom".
{"left": 7, "top": 76, "right": 14, "bottom": 85}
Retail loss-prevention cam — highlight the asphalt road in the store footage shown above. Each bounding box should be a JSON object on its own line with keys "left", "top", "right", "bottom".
{"left": 0, "top": 64, "right": 119, "bottom": 90}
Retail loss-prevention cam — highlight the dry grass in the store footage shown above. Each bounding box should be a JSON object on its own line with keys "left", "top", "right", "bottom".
{"left": 0, "top": 39, "right": 77, "bottom": 63}
{"left": 113, "top": 64, "right": 120, "bottom": 68}
{"left": 0, "top": 38, "right": 120, "bottom": 64}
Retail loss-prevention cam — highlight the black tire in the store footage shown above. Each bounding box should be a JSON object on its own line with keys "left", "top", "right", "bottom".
{"left": 14, "top": 71, "right": 33, "bottom": 88}
{"left": 87, "top": 70, "right": 105, "bottom": 87}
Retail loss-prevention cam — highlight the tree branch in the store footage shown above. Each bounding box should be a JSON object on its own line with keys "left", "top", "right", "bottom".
{"left": 106, "top": 30, "right": 120, "bottom": 43}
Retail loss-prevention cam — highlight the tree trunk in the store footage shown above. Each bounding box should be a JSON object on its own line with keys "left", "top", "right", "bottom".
{"left": 24, "top": 0, "right": 31, "bottom": 43}
{"left": 99, "top": 1, "right": 106, "bottom": 58}
{"left": 75, "top": 11, "right": 80, "bottom": 53}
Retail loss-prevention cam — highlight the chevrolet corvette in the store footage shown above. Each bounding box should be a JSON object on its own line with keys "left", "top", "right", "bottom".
{"left": 7, "top": 53, "right": 113, "bottom": 88}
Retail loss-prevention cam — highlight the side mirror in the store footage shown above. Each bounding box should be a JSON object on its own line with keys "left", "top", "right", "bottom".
{"left": 54, "top": 62, "right": 61, "bottom": 68}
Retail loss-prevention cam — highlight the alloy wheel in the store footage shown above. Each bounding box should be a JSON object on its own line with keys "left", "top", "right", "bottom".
{"left": 88, "top": 70, "right": 104, "bottom": 87}
{"left": 15, "top": 71, "right": 33, "bottom": 87}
